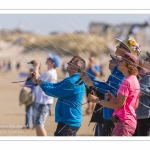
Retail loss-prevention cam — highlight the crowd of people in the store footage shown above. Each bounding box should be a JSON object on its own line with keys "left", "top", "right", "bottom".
{"left": 19, "top": 36, "right": 150, "bottom": 136}
{"left": 0, "top": 59, "right": 11, "bottom": 72}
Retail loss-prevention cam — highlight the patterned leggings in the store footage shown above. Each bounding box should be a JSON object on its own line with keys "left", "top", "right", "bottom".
{"left": 112, "top": 120, "right": 135, "bottom": 136}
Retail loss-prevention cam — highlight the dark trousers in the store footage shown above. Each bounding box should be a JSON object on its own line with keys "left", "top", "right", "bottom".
{"left": 133, "top": 118, "right": 150, "bottom": 136}
{"left": 101, "top": 119, "right": 114, "bottom": 136}
{"left": 54, "top": 122, "right": 80, "bottom": 136}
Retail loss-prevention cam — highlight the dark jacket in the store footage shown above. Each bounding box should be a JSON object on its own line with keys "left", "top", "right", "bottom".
{"left": 136, "top": 72, "right": 150, "bottom": 119}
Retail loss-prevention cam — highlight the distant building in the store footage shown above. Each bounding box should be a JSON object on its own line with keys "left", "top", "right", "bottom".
{"left": 74, "top": 31, "right": 85, "bottom": 34}
{"left": 89, "top": 22, "right": 109, "bottom": 36}
{"left": 88, "top": 21, "right": 150, "bottom": 51}
{"left": 0, "top": 28, "right": 34, "bottom": 37}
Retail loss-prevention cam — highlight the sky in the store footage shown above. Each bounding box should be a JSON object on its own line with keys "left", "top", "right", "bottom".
{"left": 0, "top": 14, "right": 150, "bottom": 34}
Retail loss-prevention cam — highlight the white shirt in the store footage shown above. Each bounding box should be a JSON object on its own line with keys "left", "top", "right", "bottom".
{"left": 35, "top": 69, "right": 57, "bottom": 104}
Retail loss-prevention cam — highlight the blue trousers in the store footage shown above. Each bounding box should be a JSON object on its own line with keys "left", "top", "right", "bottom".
{"left": 25, "top": 102, "right": 34, "bottom": 128}
{"left": 94, "top": 123, "right": 103, "bottom": 136}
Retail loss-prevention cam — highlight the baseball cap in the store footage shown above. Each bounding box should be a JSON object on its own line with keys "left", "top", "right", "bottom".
{"left": 48, "top": 53, "right": 61, "bottom": 68}
{"left": 116, "top": 36, "right": 141, "bottom": 56}
{"left": 116, "top": 53, "right": 139, "bottom": 67}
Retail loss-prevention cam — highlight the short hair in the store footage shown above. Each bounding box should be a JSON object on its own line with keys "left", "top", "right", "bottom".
{"left": 125, "top": 62, "right": 138, "bottom": 75}
{"left": 48, "top": 58, "right": 56, "bottom": 68}
{"left": 73, "top": 55, "right": 86, "bottom": 71}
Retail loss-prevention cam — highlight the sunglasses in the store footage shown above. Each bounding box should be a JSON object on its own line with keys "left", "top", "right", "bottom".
{"left": 69, "top": 59, "right": 79, "bottom": 65}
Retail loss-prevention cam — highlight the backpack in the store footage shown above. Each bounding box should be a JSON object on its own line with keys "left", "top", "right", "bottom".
{"left": 19, "top": 87, "right": 35, "bottom": 106}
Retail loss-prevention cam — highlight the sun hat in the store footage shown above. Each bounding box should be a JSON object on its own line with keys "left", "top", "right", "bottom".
{"left": 116, "top": 52, "right": 139, "bottom": 67}
{"left": 116, "top": 36, "right": 141, "bottom": 56}
{"left": 48, "top": 53, "right": 61, "bottom": 68}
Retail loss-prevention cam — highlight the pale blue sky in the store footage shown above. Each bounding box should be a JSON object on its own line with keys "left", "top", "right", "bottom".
{"left": 0, "top": 14, "right": 150, "bottom": 34}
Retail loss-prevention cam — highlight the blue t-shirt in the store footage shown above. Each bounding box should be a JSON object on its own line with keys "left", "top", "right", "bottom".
{"left": 24, "top": 77, "right": 38, "bottom": 100}
{"left": 25, "top": 77, "right": 35, "bottom": 91}
{"left": 94, "top": 65, "right": 124, "bottom": 120}
{"left": 40, "top": 73, "right": 85, "bottom": 127}
{"left": 87, "top": 65, "right": 101, "bottom": 81}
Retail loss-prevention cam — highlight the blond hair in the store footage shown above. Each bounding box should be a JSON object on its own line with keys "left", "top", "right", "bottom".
{"left": 126, "top": 62, "right": 138, "bottom": 75}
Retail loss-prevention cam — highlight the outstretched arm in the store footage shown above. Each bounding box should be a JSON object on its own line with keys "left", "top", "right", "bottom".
{"left": 88, "top": 92, "right": 127, "bottom": 109}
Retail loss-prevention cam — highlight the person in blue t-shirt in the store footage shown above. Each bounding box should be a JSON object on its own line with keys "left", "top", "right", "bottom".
{"left": 86, "top": 56, "right": 101, "bottom": 115}
{"left": 22, "top": 68, "right": 37, "bottom": 129}
{"left": 24, "top": 77, "right": 35, "bottom": 129}
{"left": 81, "top": 36, "right": 141, "bottom": 136}
{"left": 29, "top": 55, "right": 86, "bottom": 136}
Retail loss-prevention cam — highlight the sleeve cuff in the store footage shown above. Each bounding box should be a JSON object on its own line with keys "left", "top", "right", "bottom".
{"left": 40, "top": 80, "right": 47, "bottom": 88}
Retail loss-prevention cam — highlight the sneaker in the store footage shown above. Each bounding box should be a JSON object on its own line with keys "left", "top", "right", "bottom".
{"left": 22, "top": 126, "right": 30, "bottom": 129}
